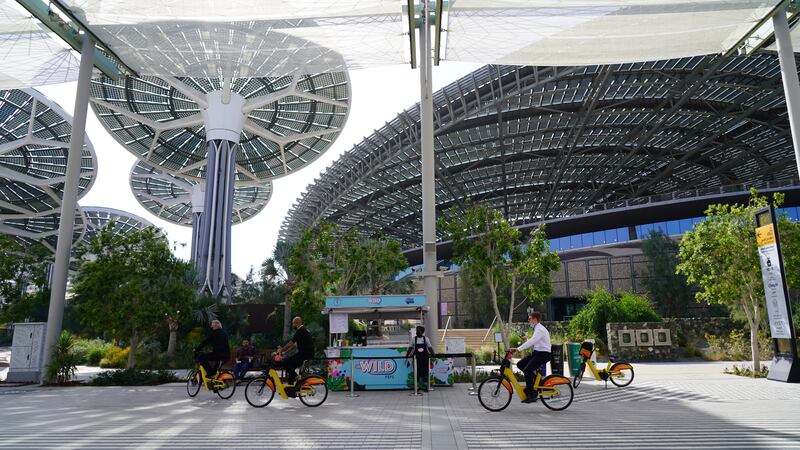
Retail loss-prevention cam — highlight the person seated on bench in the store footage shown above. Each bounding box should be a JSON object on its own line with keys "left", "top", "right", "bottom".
{"left": 232, "top": 338, "right": 255, "bottom": 379}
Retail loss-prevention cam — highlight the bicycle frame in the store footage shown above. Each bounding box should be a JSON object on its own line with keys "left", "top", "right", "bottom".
{"left": 259, "top": 367, "right": 323, "bottom": 399}
{"left": 196, "top": 364, "right": 231, "bottom": 391}
{"left": 500, "top": 358, "right": 568, "bottom": 401}
{"left": 582, "top": 358, "right": 633, "bottom": 381}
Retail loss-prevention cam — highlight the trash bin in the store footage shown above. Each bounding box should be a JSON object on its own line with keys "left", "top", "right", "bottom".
{"left": 567, "top": 342, "right": 582, "bottom": 377}
{"left": 550, "top": 344, "right": 564, "bottom": 376}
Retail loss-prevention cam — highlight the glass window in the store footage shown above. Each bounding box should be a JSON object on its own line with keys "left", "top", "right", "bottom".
{"left": 667, "top": 220, "right": 681, "bottom": 236}
{"left": 604, "top": 229, "right": 617, "bottom": 243}
{"left": 570, "top": 234, "right": 581, "bottom": 249}
{"left": 679, "top": 218, "right": 693, "bottom": 233}
{"left": 617, "top": 227, "right": 630, "bottom": 242}
{"left": 593, "top": 230, "right": 605, "bottom": 245}
{"left": 582, "top": 232, "right": 594, "bottom": 247}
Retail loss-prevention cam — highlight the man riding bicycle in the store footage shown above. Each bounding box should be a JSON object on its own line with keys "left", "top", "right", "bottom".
{"left": 273, "top": 317, "right": 314, "bottom": 383}
{"left": 509, "top": 312, "right": 551, "bottom": 403}
{"left": 195, "top": 320, "right": 231, "bottom": 385}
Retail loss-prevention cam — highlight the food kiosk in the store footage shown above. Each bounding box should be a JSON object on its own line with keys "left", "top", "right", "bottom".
{"left": 324, "top": 295, "right": 453, "bottom": 391}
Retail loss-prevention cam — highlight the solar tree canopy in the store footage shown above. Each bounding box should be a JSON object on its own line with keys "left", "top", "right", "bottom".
{"left": 0, "top": 88, "right": 97, "bottom": 218}
{"left": 22, "top": 0, "right": 780, "bottom": 79}
{"left": 130, "top": 160, "right": 272, "bottom": 226}
{"left": 80, "top": 206, "right": 157, "bottom": 245}
{"left": 0, "top": 208, "right": 85, "bottom": 254}
{"left": 281, "top": 55, "right": 798, "bottom": 248}
{"left": 90, "top": 72, "right": 350, "bottom": 184}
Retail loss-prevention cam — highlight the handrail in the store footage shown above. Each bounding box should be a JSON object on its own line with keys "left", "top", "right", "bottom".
{"left": 441, "top": 315, "right": 452, "bottom": 342}
{"left": 483, "top": 317, "right": 497, "bottom": 343}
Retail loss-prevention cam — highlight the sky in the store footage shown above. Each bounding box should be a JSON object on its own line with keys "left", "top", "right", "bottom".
{"left": 38, "top": 62, "right": 481, "bottom": 278}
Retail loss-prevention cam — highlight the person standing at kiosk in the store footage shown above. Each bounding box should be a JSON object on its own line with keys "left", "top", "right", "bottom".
{"left": 406, "top": 326, "right": 434, "bottom": 390}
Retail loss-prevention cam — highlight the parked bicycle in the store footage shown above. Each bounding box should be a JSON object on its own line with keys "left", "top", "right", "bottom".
{"left": 186, "top": 352, "right": 236, "bottom": 399}
{"left": 478, "top": 350, "right": 574, "bottom": 412}
{"left": 572, "top": 341, "right": 634, "bottom": 388}
{"left": 244, "top": 354, "right": 328, "bottom": 407}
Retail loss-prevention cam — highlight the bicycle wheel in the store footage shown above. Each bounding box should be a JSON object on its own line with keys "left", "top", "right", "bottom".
{"left": 572, "top": 362, "right": 586, "bottom": 388}
{"left": 477, "top": 376, "right": 513, "bottom": 412}
{"left": 609, "top": 363, "right": 634, "bottom": 387}
{"left": 297, "top": 375, "right": 328, "bottom": 407}
{"left": 186, "top": 369, "right": 201, "bottom": 397}
{"left": 215, "top": 370, "right": 237, "bottom": 399}
{"left": 539, "top": 378, "right": 574, "bottom": 411}
{"left": 245, "top": 376, "right": 275, "bottom": 407}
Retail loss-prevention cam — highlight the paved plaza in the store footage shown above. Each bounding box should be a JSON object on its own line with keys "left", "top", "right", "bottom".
{"left": 1, "top": 361, "right": 799, "bottom": 449}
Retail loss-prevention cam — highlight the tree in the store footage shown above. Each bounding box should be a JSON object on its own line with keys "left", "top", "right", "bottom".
{"left": 0, "top": 237, "right": 52, "bottom": 324}
{"left": 505, "top": 226, "right": 561, "bottom": 332}
{"left": 70, "top": 224, "right": 195, "bottom": 368}
{"left": 640, "top": 230, "right": 695, "bottom": 317}
{"left": 263, "top": 240, "right": 296, "bottom": 338}
{"left": 677, "top": 190, "right": 795, "bottom": 372}
{"left": 569, "top": 288, "right": 661, "bottom": 344}
{"left": 440, "top": 204, "right": 559, "bottom": 348}
{"left": 286, "top": 223, "right": 409, "bottom": 326}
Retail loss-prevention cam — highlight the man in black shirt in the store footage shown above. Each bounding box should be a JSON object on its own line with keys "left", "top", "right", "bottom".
{"left": 195, "top": 320, "right": 231, "bottom": 382}
{"left": 274, "top": 316, "right": 314, "bottom": 383}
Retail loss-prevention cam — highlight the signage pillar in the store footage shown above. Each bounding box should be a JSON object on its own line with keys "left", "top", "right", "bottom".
{"left": 755, "top": 206, "right": 800, "bottom": 382}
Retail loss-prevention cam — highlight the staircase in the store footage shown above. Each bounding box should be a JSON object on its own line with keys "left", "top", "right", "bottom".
{"left": 435, "top": 329, "right": 492, "bottom": 351}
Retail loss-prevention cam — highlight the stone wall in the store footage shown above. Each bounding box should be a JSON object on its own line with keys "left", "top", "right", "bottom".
{"left": 663, "top": 317, "right": 738, "bottom": 346}
{"left": 606, "top": 321, "right": 680, "bottom": 361}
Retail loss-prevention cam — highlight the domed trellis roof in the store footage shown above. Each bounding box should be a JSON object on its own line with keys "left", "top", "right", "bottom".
{"left": 130, "top": 160, "right": 272, "bottom": 226}
{"left": 0, "top": 88, "right": 97, "bottom": 218}
{"left": 90, "top": 72, "right": 350, "bottom": 185}
{"left": 281, "top": 55, "right": 797, "bottom": 248}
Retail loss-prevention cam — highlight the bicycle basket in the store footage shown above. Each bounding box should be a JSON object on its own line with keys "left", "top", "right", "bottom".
{"left": 579, "top": 341, "right": 594, "bottom": 358}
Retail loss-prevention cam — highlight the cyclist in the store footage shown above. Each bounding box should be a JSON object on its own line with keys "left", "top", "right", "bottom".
{"left": 273, "top": 317, "right": 314, "bottom": 383}
{"left": 509, "top": 312, "right": 551, "bottom": 403}
{"left": 195, "top": 319, "right": 231, "bottom": 386}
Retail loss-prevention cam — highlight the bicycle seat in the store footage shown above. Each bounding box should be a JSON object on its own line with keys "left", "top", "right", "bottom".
{"left": 609, "top": 354, "right": 619, "bottom": 362}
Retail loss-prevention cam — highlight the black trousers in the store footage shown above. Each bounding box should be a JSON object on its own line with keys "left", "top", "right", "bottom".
{"left": 281, "top": 353, "right": 309, "bottom": 381}
{"left": 198, "top": 352, "right": 228, "bottom": 377}
{"left": 518, "top": 351, "right": 551, "bottom": 394}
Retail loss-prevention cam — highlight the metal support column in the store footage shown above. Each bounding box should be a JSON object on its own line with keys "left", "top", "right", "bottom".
{"left": 40, "top": 34, "right": 94, "bottom": 384}
{"left": 419, "top": 0, "right": 439, "bottom": 347}
{"left": 197, "top": 139, "right": 236, "bottom": 302}
{"left": 189, "top": 184, "right": 204, "bottom": 267}
{"left": 774, "top": 5, "right": 800, "bottom": 178}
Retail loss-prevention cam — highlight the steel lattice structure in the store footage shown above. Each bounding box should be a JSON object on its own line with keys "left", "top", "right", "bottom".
{"left": 81, "top": 206, "right": 156, "bottom": 245}
{"left": 0, "top": 209, "right": 86, "bottom": 254}
{"left": 90, "top": 74, "right": 349, "bottom": 184}
{"left": 130, "top": 160, "right": 272, "bottom": 227}
{"left": 282, "top": 55, "right": 798, "bottom": 248}
{"left": 90, "top": 71, "right": 349, "bottom": 301}
{"left": 0, "top": 88, "right": 96, "bottom": 218}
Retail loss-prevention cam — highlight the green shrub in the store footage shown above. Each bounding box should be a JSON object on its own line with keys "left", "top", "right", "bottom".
{"left": 100, "top": 346, "right": 129, "bottom": 368}
{"left": 71, "top": 339, "right": 113, "bottom": 366}
{"left": 509, "top": 332, "right": 523, "bottom": 349}
{"left": 87, "top": 347, "right": 107, "bottom": 366}
{"left": 45, "top": 331, "right": 79, "bottom": 384}
{"left": 452, "top": 369, "right": 492, "bottom": 384}
{"left": 568, "top": 288, "right": 661, "bottom": 345}
{"left": 90, "top": 368, "right": 180, "bottom": 386}
{"left": 705, "top": 330, "right": 773, "bottom": 361}
{"left": 467, "top": 345, "right": 496, "bottom": 365}
{"left": 724, "top": 364, "right": 769, "bottom": 378}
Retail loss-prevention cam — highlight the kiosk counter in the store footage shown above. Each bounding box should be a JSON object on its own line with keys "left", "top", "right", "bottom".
{"left": 324, "top": 295, "right": 453, "bottom": 391}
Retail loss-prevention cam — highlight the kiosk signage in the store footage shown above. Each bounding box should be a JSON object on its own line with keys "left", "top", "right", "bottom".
{"left": 754, "top": 206, "right": 800, "bottom": 383}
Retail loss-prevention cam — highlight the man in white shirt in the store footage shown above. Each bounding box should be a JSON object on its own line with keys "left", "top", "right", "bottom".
{"left": 510, "top": 312, "right": 551, "bottom": 403}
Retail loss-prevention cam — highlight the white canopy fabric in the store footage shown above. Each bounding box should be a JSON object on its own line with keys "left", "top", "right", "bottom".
{"left": 56, "top": 0, "right": 408, "bottom": 78}
{"left": 442, "top": 0, "right": 781, "bottom": 66}
{"left": 0, "top": 1, "right": 788, "bottom": 82}
{"left": 0, "top": 0, "right": 80, "bottom": 88}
